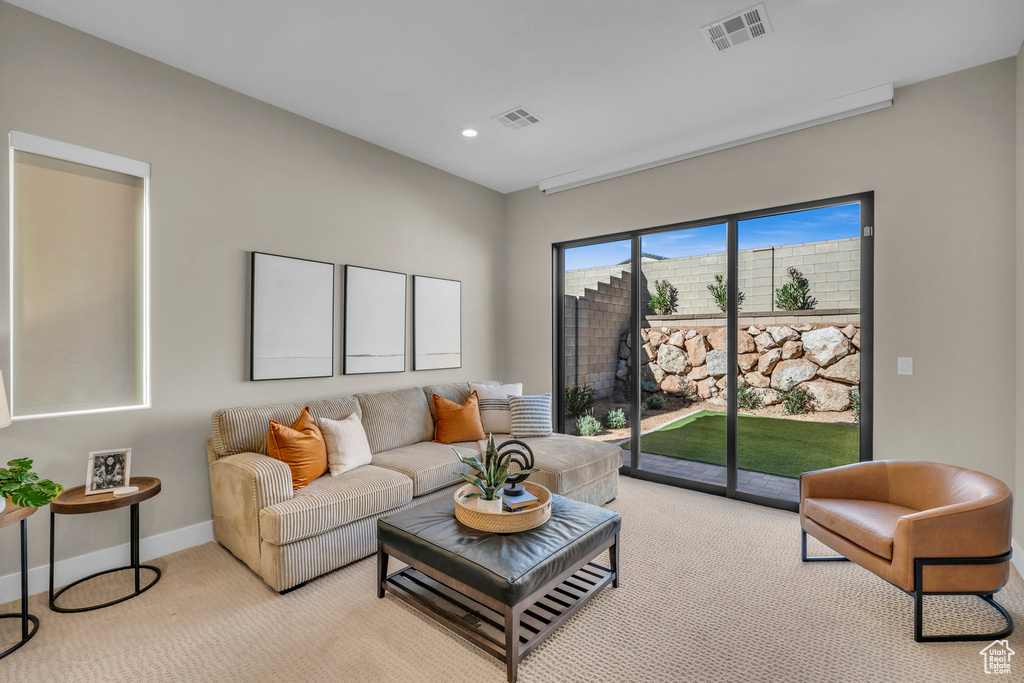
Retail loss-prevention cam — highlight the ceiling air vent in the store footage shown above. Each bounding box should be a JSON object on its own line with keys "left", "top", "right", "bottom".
{"left": 701, "top": 3, "right": 772, "bottom": 53}
{"left": 494, "top": 106, "right": 541, "bottom": 131}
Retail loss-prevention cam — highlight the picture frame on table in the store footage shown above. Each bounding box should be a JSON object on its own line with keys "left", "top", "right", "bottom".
{"left": 85, "top": 448, "right": 131, "bottom": 495}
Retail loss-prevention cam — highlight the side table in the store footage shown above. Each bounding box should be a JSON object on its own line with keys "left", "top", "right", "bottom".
{"left": 0, "top": 502, "right": 39, "bottom": 659}
{"left": 49, "top": 476, "right": 161, "bottom": 613}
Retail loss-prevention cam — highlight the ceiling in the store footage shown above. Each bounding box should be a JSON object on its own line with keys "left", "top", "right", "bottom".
{"left": 9, "top": 0, "right": 1024, "bottom": 194}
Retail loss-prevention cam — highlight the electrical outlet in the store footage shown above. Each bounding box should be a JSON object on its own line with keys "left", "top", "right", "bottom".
{"left": 898, "top": 357, "right": 913, "bottom": 376}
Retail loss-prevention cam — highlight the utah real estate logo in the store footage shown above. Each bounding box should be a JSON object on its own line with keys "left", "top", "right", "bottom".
{"left": 980, "top": 640, "right": 1014, "bottom": 675}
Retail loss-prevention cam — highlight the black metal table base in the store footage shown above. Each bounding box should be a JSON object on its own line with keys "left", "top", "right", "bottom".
{"left": 0, "top": 519, "right": 38, "bottom": 660}
{"left": 49, "top": 502, "right": 161, "bottom": 613}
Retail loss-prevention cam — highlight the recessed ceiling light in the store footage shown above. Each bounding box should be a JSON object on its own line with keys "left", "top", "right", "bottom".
{"left": 461, "top": 128, "right": 478, "bottom": 138}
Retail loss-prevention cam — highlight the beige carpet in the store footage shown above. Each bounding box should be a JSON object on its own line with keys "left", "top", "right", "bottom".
{"left": 2, "top": 477, "right": 1021, "bottom": 682}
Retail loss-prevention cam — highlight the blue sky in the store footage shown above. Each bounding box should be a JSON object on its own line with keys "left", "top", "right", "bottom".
{"left": 564, "top": 203, "right": 860, "bottom": 271}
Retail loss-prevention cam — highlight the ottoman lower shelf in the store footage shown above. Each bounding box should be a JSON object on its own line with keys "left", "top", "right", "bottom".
{"left": 383, "top": 560, "right": 615, "bottom": 665}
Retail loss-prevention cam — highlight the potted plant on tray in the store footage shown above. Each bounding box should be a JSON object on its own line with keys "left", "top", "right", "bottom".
{"left": 0, "top": 458, "right": 64, "bottom": 514}
{"left": 455, "top": 436, "right": 537, "bottom": 514}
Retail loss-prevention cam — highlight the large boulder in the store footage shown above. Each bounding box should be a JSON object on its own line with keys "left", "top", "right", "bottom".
{"left": 684, "top": 334, "right": 709, "bottom": 367}
{"left": 736, "top": 330, "right": 756, "bottom": 354}
{"left": 616, "top": 359, "right": 628, "bottom": 380}
{"left": 641, "top": 343, "right": 654, "bottom": 364}
{"left": 685, "top": 329, "right": 697, "bottom": 339}
{"left": 746, "top": 325, "right": 760, "bottom": 336}
{"left": 754, "top": 332, "right": 778, "bottom": 353}
{"left": 650, "top": 363, "right": 666, "bottom": 384}
{"left": 852, "top": 331, "right": 861, "bottom": 349}
{"left": 706, "top": 349, "right": 728, "bottom": 377}
{"left": 647, "top": 330, "right": 668, "bottom": 350}
{"left": 758, "top": 348, "right": 782, "bottom": 375}
{"left": 668, "top": 330, "right": 686, "bottom": 347}
{"left": 738, "top": 353, "right": 759, "bottom": 373}
{"left": 716, "top": 376, "right": 729, "bottom": 391}
{"left": 781, "top": 341, "right": 803, "bottom": 360}
{"left": 641, "top": 364, "right": 658, "bottom": 392}
{"left": 804, "top": 380, "right": 852, "bottom": 412}
{"left": 744, "top": 371, "right": 770, "bottom": 388}
{"left": 687, "top": 365, "right": 709, "bottom": 382}
{"left": 770, "top": 359, "right": 818, "bottom": 390}
{"left": 618, "top": 341, "right": 629, "bottom": 360}
{"left": 841, "top": 324, "right": 857, "bottom": 339}
{"left": 660, "top": 375, "right": 687, "bottom": 396}
{"left": 768, "top": 326, "right": 799, "bottom": 343}
{"left": 697, "top": 377, "right": 716, "bottom": 400}
{"left": 756, "top": 388, "right": 782, "bottom": 406}
{"left": 708, "top": 327, "right": 728, "bottom": 350}
{"left": 792, "top": 324, "right": 813, "bottom": 333}
{"left": 818, "top": 354, "right": 860, "bottom": 384}
{"left": 801, "top": 327, "right": 851, "bottom": 367}
{"left": 657, "top": 344, "right": 690, "bottom": 375}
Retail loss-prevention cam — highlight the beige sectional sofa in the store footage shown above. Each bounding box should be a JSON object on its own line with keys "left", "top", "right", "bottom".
{"left": 206, "top": 381, "right": 620, "bottom": 592}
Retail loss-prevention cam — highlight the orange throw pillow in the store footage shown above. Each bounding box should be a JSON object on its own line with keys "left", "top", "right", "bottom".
{"left": 433, "top": 392, "right": 487, "bottom": 444}
{"left": 267, "top": 407, "right": 328, "bottom": 490}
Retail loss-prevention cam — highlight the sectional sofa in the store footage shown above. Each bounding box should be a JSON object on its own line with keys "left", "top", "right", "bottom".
{"left": 206, "top": 381, "right": 620, "bottom": 592}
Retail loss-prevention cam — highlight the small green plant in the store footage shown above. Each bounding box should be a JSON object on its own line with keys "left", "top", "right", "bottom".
{"left": 736, "top": 384, "right": 763, "bottom": 412}
{"left": 576, "top": 415, "right": 602, "bottom": 437}
{"left": 706, "top": 274, "right": 744, "bottom": 313}
{"left": 645, "top": 394, "right": 666, "bottom": 410}
{"left": 647, "top": 279, "right": 679, "bottom": 316}
{"left": 849, "top": 386, "right": 861, "bottom": 422}
{"left": 602, "top": 409, "right": 628, "bottom": 430}
{"left": 564, "top": 384, "right": 596, "bottom": 419}
{"left": 0, "top": 458, "right": 64, "bottom": 508}
{"left": 456, "top": 436, "right": 537, "bottom": 501}
{"left": 775, "top": 266, "right": 818, "bottom": 311}
{"left": 779, "top": 385, "right": 812, "bottom": 415}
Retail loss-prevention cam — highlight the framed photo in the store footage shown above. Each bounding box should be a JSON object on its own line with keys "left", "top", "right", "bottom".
{"left": 413, "top": 275, "right": 462, "bottom": 370}
{"left": 86, "top": 448, "right": 132, "bottom": 495}
{"left": 344, "top": 265, "right": 407, "bottom": 374}
{"left": 250, "top": 252, "right": 335, "bottom": 381}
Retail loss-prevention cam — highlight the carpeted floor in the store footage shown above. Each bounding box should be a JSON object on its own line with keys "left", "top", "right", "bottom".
{"left": 1, "top": 477, "right": 1020, "bottom": 682}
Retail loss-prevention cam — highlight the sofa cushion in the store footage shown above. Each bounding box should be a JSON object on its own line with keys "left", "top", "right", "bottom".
{"left": 478, "top": 433, "right": 621, "bottom": 496}
{"left": 803, "top": 498, "right": 916, "bottom": 560}
{"left": 211, "top": 396, "right": 361, "bottom": 458}
{"left": 267, "top": 407, "right": 328, "bottom": 490}
{"left": 371, "top": 440, "right": 479, "bottom": 497}
{"left": 423, "top": 382, "right": 472, "bottom": 420}
{"left": 469, "top": 382, "right": 522, "bottom": 435}
{"left": 357, "top": 387, "right": 434, "bottom": 454}
{"left": 259, "top": 464, "right": 412, "bottom": 545}
{"left": 320, "top": 413, "right": 373, "bottom": 476}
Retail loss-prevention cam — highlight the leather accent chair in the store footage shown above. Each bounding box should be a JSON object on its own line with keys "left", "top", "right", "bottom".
{"left": 800, "top": 460, "right": 1013, "bottom": 642}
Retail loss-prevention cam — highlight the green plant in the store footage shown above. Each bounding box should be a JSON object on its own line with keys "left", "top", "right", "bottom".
{"left": 576, "top": 415, "right": 602, "bottom": 437}
{"left": 849, "top": 386, "right": 861, "bottom": 422}
{"left": 647, "top": 279, "right": 679, "bottom": 316}
{"left": 779, "top": 385, "right": 812, "bottom": 415}
{"left": 564, "top": 384, "right": 596, "bottom": 419}
{"left": 456, "top": 436, "right": 537, "bottom": 501}
{"left": 736, "top": 384, "right": 763, "bottom": 412}
{"left": 0, "top": 458, "right": 64, "bottom": 508}
{"left": 706, "top": 274, "right": 744, "bottom": 313}
{"left": 775, "top": 266, "right": 818, "bottom": 311}
{"left": 602, "top": 409, "right": 628, "bottom": 430}
{"left": 645, "top": 394, "right": 666, "bottom": 410}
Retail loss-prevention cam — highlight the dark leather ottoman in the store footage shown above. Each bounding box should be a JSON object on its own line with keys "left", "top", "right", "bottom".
{"left": 377, "top": 493, "right": 621, "bottom": 683}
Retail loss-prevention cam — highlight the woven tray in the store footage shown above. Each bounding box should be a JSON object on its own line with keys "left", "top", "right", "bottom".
{"left": 454, "top": 481, "right": 552, "bottom": 533}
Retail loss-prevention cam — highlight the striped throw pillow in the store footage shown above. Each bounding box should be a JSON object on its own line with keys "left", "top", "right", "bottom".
{"left": 469, "top": 382, "right": 522, "bottom": 435}
{"left": 508, "top": 393, "right": 552, "bottom": 438}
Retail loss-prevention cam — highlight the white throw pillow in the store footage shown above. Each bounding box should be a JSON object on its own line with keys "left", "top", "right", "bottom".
{"left": 469, "top": 382, "right": 522, "bottom": 436}
{"left": 319, "top": 413, "right": 373, "bottom": 476}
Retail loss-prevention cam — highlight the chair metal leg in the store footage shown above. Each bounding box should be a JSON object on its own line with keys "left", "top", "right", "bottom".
{"left": 913, "top": 553, "right": 1014, "bottom": 642}
{"left": 801, "top": 528, "right": 850, "bottom": 562}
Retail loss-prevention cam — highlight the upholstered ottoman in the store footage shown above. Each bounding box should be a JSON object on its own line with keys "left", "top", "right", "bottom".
{"left": 377, "top": 495, "right": 621, "bottom": 683}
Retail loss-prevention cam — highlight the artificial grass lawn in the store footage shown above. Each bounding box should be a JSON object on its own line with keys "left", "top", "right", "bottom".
{"left": 624, "top": 410, "right": 859, "bottom": 479}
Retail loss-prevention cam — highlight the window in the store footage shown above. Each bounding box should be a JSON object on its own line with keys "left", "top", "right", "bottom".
{"left": 9, "top": 131, "right": 150, "bottom": 419}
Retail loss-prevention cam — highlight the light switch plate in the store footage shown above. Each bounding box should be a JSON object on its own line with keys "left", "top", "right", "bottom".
{"left": 898, "top": 357, "right": 913, "bottom": 376}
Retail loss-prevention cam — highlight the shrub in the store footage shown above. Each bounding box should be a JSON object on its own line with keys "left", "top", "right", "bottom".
{"left": 647, "top": 279, "right": 679, "bottom": 316}
{"left": 706, "top": 274, "right": 744, "bottom": 313}
{"left": 775, "top": 266, "right": 818, "bottom": 311}
{"left": 736, "top": 384, "right": 763, "bottom": 412}
{"left": 564, "top": 384, "right": 595, "bottom": 419}
{"left": 645, "top": 394, "right": 666, "bottom": 410}
{"left": 602, "top": 408, "right": 628, "bottom": 430}
{"left": 849, "top": 386, "right": 861, "bottom": 422}
{"left": 576, "top": 415, "right": 602, "bottom": 437}
{"left": 779, "top": 385, "right": 812, "bottom": 415}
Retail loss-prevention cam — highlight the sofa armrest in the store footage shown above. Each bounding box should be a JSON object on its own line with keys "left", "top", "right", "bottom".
{"left": 209, "top": 451, "right": 293, "bottom": 573}
{"left": 800, "top": 461, "right": 889, "bottom": 504}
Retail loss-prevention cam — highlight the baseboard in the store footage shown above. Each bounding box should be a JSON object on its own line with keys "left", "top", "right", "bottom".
{"left": 1012, "top": 538, "right": 1023, "bottom": 575}
{"left": 0, "top": 519, "right": 213, "bottom": 605}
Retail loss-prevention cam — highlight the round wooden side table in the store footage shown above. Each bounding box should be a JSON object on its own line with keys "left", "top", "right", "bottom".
{"left": 49, "top": 476, "right": 161, "bottom": 613}
{"left": 0, "top": 502, "right": 39, "bottom": 659}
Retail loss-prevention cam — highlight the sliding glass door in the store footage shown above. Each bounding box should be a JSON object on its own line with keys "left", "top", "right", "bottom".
{"left": 554, "top": 194, "right": 872, "bottom": 511}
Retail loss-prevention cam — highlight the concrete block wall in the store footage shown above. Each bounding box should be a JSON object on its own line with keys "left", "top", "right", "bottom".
{"left": 563, "top": 272, "right": 631, "bottom": 397}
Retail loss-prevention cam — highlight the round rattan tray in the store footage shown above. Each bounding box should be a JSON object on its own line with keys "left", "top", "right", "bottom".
{"left": 454, "top": 481, "right": 551, "bottom": 533}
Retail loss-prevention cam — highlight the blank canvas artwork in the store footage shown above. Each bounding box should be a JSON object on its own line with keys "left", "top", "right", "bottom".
{"left": 414, "top": 276, "right": 462, "bottom": 370}
{"left": 251, "top": 252, "right": 334, "bottom": 380}
{"left": 345, "top": 266, "right": 406, "bottom": 374}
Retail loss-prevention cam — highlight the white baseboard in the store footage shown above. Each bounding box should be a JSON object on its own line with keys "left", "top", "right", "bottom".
{"left": 1012, "top": 538, "right": 1023, "bottom": 575}
{"left": 0, "top": 519, "right": 213, "bottom": 605}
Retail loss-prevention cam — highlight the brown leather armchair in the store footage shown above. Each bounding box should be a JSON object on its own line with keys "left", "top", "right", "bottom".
{"left": 800, "top": 460, "right": 1013, "bottom": 642}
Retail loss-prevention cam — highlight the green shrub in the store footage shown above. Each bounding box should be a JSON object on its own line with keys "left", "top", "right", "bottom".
{"left": 645, "top": 394, "right": 666, "bottom": 410}
{"left": 736, "top": 384, "right": 763, "bottom": 412}
{"left": 647, "top": 279, "right": 679, "bottom": 316}
{"left": 576, "top": 415, "right": 602, "bottom": 437}
{"left": 775, "top": 266, "right": 818, "bottom": 311}
{"left": 706, "top": 274, "right": 744, "bottom": 313}
{"left": 602, "top": 409, "right": 628, "bottom": 430}
{"left": 849, "top": 386, "right": 861, "bottom": 422}
{"left": 780, "top": 385, "right": 812, "bottom": 415}
{"left": 564, "top": 384, "right": 595, "bottom": 419}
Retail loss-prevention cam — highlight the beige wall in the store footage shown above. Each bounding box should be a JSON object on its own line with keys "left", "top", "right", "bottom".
{"left": 0, "top": 3, "right": 506, "bottom": 575}
{"left": 1016, "top": 41, "right": 1024, "bottom": 542}
{"left": 506, "top": 59, "right": 1018, "bottom": 491}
